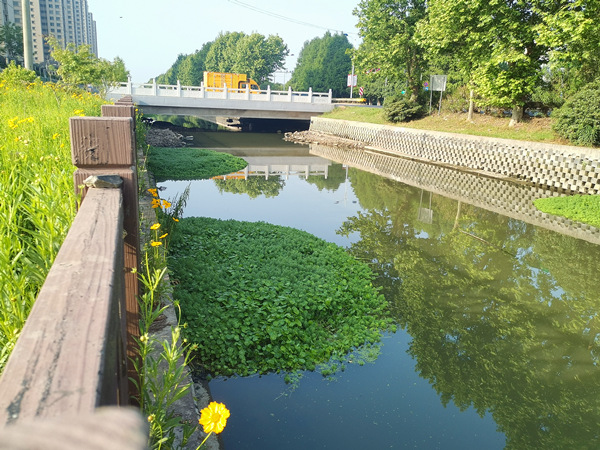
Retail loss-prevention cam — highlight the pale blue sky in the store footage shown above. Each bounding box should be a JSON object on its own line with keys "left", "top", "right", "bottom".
{"left": 87, "top": 0, "right": 361, "bottom": 83}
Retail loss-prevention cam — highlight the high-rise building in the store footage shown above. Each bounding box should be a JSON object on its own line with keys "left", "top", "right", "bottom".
{"left": 12, "top": 0, "right": 97, "bottom": 65}
{"left": 1, "top": 0, "right": 16, "bottom": 27}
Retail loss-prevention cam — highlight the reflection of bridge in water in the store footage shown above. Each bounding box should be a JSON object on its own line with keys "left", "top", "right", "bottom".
{"left": 309, "top": 144, "right": 600, "bottom": 245}
{"left": 212, "top": 154, "right": 332, "bottom": 180}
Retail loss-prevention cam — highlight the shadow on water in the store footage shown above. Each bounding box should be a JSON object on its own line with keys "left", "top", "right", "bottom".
{"left": 158, "top": 133, "right": 600, "bottom": 449}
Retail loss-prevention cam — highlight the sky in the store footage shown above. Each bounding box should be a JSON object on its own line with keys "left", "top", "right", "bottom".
{"left": 86, "top": 0, "right": 362, "bottom": 84}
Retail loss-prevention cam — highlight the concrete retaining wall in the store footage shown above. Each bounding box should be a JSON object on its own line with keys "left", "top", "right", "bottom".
{"left": 309, "top": 117, "right": 600, "bottom": 195}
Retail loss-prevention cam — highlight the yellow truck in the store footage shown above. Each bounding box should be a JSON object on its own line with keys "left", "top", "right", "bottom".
{"left": 203, "top": 72, "right": 260, "bottom": 91}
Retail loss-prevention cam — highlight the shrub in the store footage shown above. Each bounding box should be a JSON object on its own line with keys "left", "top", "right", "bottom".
{"left": 383, "top": 96, "right": 425, "bottom": 123}
{"left": 552, "top": 79, "right": 600, "bottom": 146}
{"left": 0, "top": 61, "right": 37, "bottom": 85}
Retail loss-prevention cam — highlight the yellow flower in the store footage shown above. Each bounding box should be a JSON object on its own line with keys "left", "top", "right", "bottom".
{"left": 152, "top": 198, "right": 161, "bottom": 208}
{"left": 162, "top": 199, "right": 172, "bottom": 208}
{"left": 52, "top": 133, "right": 60, "bottom": 140}
{"left": 150, "top": 241, "right": 162, "bottom": 247}
{"left": 199, "top": 402, "right": 230, "bottom": 434}
{"left": 147, "top": 414, "right": 155, "bottom": 423}
{"left": 150, "top": 223, "right": 161, "bottom": 230}
{"left": 173, "top": 218, "right": 179, "bottom": 222}
{"left": 159, "top": 233, "right": 168, "bottom": 239}
{"left": 147, "top": 188, "right": 158, "bottom": 197}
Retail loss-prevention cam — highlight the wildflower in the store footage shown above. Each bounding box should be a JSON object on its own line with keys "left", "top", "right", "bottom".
{"left": 162, "top": 199, "right": 172, "bottom": 208}
{"left": 147, "top": 188, "right": 158, "bottom": 197}
{"left": 199, "top": 402, "right": 230, "bottom": 434}
{"left": 8, "top": 116, "right": 18, "bottom": 129}
{"left": 151, "top": 198, "right": 161, "bottom": 208}
{"left": 151, "top": 241, "right": 162, "bottom": 247}
{"left": 148, "top": 414, "right": 155, "bottom": 423}
{"left": 159, "top": 233, "right": 168, "bottom": 239}
{"left": 173, "top": 218, "right": 180, "bottom": 222}
{"left": 52, "top": 133, "right": 60, "bottom": 139}
{"left": 150, "top": 223, "right": 161, "bottom": 230}
{"left": 73, "top": 109, "right": 85, "bottom": 116}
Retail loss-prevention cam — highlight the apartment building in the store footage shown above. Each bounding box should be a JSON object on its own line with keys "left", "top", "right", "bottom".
{"left": 11, "top": 0, "right": 97, "bottom": 65}
{"left": 1, "top": 1, "right": 16, "bottom": 26}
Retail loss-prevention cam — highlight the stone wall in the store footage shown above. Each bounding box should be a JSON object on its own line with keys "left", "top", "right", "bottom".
{"left": 309, "top": 117, "right": 600, "bottom": 195}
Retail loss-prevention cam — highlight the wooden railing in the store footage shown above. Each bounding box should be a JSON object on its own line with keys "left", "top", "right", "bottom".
{"left": 0, "top": 99, "right": 146, "bottom": 446}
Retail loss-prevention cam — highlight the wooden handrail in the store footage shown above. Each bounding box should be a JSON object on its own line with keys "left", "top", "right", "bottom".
{"left": 0, "top": 105, "right": 144, "bottom": 447}
{"left": 0, "top": 187, "right": 126, "bottom": 424}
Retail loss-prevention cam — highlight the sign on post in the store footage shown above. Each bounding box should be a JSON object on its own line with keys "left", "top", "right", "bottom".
{"left": 347, "top": 74, "right": 357, "bottom": 87}
{"left": 429, "top": 74, "right": 447, "bottom": 115}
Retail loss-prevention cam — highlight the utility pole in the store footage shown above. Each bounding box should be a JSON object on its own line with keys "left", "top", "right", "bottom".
{"left": 21, "top": 0, "right": 34, "bottom": 70}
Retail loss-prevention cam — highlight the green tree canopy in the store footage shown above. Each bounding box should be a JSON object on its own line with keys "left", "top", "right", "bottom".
{"left": 48, "top": 36, "right": 129, "bottom": 92}
{"left": 288, "top": 32, "right": 353, "bottom": 98}
{"left": 158, "top": 32, "right": 287, "bottom": 87}
{"left": 176, "top": 43, "right": 213, "bottom": 86}
{"left": 353, "top": 0, "right": 427, "bottom": 101}
{"left": 0, "top": 22, "right": 23, "bottom": 67}
{"left": 204, "top": 31, "right": 288, "bottom": 85}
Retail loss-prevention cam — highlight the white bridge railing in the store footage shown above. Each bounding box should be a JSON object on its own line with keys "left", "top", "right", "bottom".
{"left": 109, "top": 79, "right": 333, "bottom": 105}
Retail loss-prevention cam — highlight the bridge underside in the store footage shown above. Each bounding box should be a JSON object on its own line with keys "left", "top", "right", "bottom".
{"left": 137, "top": 104, "right": 324, "bottom": 121}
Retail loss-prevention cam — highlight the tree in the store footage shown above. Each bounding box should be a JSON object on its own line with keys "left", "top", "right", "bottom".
{"left": 205, "top": 31, "right": 288, "bottom": 86}
{"left": 48, "top": 37, "right": 130, "bottom": 92}
{"left": 418, "top": 0, "right": 552, "bottom": 125}
{"left": 232, "top": 33, "right": 287, "bottom": 85}
{"left": 533, "top": 0, "right": 600, "bottom": 90}
{"left": 205, "top": 32, "right": 245, "bottom": 74}
{"left": 288, "top": 32, "right": 352, "bottom": 98}
{"left": 353, "top": 0, "right": 428, "bottom": 102}
{"left": 0, "top": 22, "right": 23, "bottom": 67}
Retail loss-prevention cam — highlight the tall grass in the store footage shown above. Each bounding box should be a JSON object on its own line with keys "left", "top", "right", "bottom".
{"left": 0, "top": 74, "right": 106, "bottom": 373}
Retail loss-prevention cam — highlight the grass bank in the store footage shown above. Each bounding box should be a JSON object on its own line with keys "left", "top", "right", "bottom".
{"left": 0, "top": 77, "right": 106, "bottom": 373}
{"left": 324, "top": 106, "right": 568, "bottom": 144}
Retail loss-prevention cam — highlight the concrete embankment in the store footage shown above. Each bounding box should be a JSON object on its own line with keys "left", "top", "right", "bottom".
{"left": 292, "top": 117, "right": 600, "bottom": 195}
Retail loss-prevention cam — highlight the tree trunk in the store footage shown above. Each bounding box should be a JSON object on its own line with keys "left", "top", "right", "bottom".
{"left": 467, "top": 89, "right": 475, "bottom": 121}
{"left": 509, "top": 104, "right": 524, "bottom": 127}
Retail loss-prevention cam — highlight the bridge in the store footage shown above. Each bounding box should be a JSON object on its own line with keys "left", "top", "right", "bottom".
{"left": 106, "top": 79, "right": 336, "bottom": 124}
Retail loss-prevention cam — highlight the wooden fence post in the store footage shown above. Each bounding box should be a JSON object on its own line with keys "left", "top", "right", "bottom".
{"left": 70, "top": 115, "right": 140, "bottom": 405}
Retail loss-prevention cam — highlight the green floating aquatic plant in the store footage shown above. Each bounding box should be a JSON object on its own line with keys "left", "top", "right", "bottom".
{"left": 169, "top": 217, "right": 395, "bottom": 377}
{"left": 534, "top": 195, "right": 600, "bottom": 229}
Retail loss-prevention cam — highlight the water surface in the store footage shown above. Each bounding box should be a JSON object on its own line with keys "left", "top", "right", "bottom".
{"left": 159, "top": 132, "right": 600, "bottom": 449}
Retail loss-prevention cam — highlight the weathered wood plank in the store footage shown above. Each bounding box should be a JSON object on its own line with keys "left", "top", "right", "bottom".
{"left": 101, "top": 104, "right": 136, "bottom": 122}
{"left": 0, "top": 407, "right": 147, "bottom": 450}
{"left": 70, "top": 117, "right": 135, "bottom": 167}
{"left": 0, "top": 189, "right": 124, "bottom": 425}
{"left": 71, "top": 114, "right": 141, "bottom": 404}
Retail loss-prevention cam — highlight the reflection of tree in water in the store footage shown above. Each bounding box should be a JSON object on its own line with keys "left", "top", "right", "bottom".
{"left": 306, "top": 163, "right": 346, "bottom": 192}
{"left": 339, "top": 169, "right": 600, "bottom": 449}
{"left": 213, "top": 175, "right": 285, "bottom": 198}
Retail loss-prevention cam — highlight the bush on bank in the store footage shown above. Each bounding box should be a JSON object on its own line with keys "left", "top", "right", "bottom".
{"left": 0, "top": 66, "right": 105, "bottom": 373}
{"left": 552, "top": 79, "right": 600, "bottom": 146}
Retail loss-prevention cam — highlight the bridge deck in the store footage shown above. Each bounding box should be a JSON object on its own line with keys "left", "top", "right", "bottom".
{"left": 107, "top": 80, "right": 335, "bottom": 121}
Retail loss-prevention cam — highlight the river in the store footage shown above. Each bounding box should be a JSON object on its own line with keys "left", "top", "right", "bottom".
{"left": 157, "top": 131, "right": 600, "bottom": 449}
